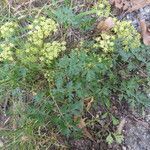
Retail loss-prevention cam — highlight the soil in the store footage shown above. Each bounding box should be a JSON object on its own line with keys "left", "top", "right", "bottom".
{"left": 124, "top": 115, "right": 150, "bottom": 150}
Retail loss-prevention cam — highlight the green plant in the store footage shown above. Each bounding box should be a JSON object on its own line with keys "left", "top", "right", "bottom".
{"left": 94, "top": 18, "right": 141, "bottom": 53}
{"left": 0, "top": 1, "right": 150, "bottom": 149}
{"left": 0, "top": 90, "right": 67, "bottom": 149}
{"left": 27, "top": 16, "right": 58, "bottom": 46}
{"left": 53, "top": 6, "right": 96, "bottom": 31}
{"left": 113, "top": 19, "right": 141, "bottom": 51}
{"left": 106, "top": 132, "right": 124, "bottom": 145}
{"left": 0, "top": 21, "right": 19, "bottom": 62}
{"left": 94, "top": 33, "right": 116, "bottom": 53}
{"left": 0, "top": 16, "right": 66, "bottom": 86}
{"left": 49, "top": 49, "right": 113, "bottom": 135}
{"left": 94, "top": 0, "right": 111, "bottom": 17}
{"left": 0, "top": 22, "right": 18, "bottom": 39}
{"left": 54, "top": 7, "right": 77, "bottom": 27}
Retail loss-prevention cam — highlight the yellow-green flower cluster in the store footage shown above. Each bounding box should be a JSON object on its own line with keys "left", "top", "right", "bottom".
{"left": 0, "top": 22, "right": 18, "bottom": 39}
{"left": 113, "top": 20, "right": 141, "bottom": 51}
{"left": 95, "top": 0, "right": 111, "bottom": 17}
{"left": 16, "top": 44, "right": 39, "bottom": 64}
{"left": 40, "top": 41, "right": 66, "bottom": 64}
{"left": 17, "top": 41, "right": 66, "bottom": 65}
{"left": 94, "top": 33, "right": 115, "bottom": 53}
{"left": 0, "top": 21, "right": 18, "bottom": 62}
{"left": 0, "top": 43, "right": 14, "bottom": 61}
{"left": 0, "top": 17, "right": 66, "bottom": 69}
{"left": 94, "top": 18, "right": 141, "bottom": 53}
{"left": 27, "top": 16, "right": 58, "bottom": 46}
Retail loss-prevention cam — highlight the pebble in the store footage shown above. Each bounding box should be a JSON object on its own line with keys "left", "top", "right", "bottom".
{"left": 124, "top": 5, "right": 150, "bottom": 30}
{"left": 0, "top": 140, "right": 4, "bottom": 147}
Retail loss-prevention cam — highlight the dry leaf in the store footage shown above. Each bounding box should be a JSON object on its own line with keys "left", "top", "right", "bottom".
{"left": 78, "top": 118, "right": 86, "bottom": 129}
{"left": 84, "top": 97, "right": 94, "bottom": 111}
{"left": 110, "top": 0, "right": 150, "bottom": 12}
{"left": 74, "top": 96, "right": 95, "bottom": 140}
{"left": 128, "top": 0, "right": 150, "bottom": 12}
{"left": 79, "top": 118, "right": 94, "bottom": 141}
{"left": 140, "top": 19, "right": 150, "bottom": 45}
{"left": 115, "top": 0, "right": 124, "bottom": 9}
{"left": 123, "top": 1, "right": 130, "bottom": 10}
{"left": 117, "top": 118, "right": 126, "bottom": 134}
{"left": 74, "top": 116, "right": 94, "bottom": 141}
{"left": 97, "top": 17, "right": 115, "bottom": 32}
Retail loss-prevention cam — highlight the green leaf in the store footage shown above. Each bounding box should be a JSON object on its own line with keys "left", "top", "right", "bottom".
{"left": 106, "top": 133, "right": 114, "bottom": 145}
{"left": 113, "top": 133, "right": 124, "bottom": 144}
{"left": 111, "top": 116, "right": 119, "bottom": 125}
{"left": 54, "top": 7, "right": 77, "bottom": 26}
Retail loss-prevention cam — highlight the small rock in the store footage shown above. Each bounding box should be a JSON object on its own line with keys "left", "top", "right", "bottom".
{"left": 122, "top": 145, "right": 127, "bottom": 150}
{"left": 0, "top": 140, "right": 4, "bottom": 147}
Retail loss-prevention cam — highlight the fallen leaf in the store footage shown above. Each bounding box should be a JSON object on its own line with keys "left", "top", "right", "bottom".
{"left": 97, "top": 17, "right": 115, "bottom": 32}
{"left": 79, "top": 118, "right": 94, "bottom": 141}
{"left": 117, "top": 118, "right": 126, "bottom": 134}
{"left": 128, "top": 0, "right": 150, "bottom": 12}
{"left": 110, "top": 0, "right": 130, "bottom": 10}
{"left": 115, "top": 0, "right": 124, "bottom": 9}
{"left": 78, "top": 117, "right": 86, "bottom": 129}
{"left": 110, "top": 0, "right": 150, "bottom": 12}
{"left": 140, "top": 19, "right": 150, "bottom": 45}
{"left": 123, "top": 1, "right": 130, "bottom": 10}
{"left": 74, "top": 116, "right": 94, "bottom": 141}
{"left": 84, "top": 97, "right": 94, "bottom": 111}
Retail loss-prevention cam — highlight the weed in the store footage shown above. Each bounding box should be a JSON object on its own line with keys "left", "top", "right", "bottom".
{"left": 0, "top": 0, "right": 150, "bottom": 149}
